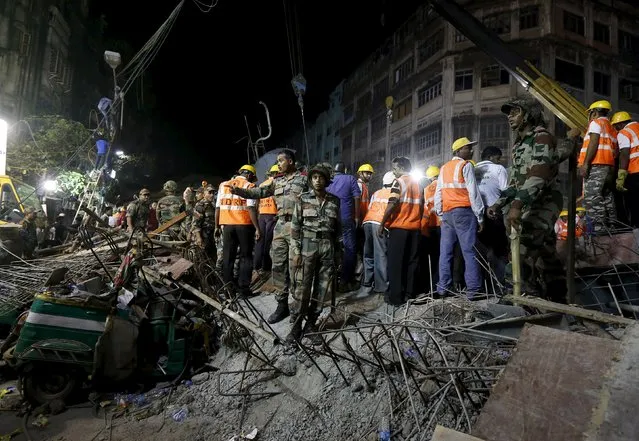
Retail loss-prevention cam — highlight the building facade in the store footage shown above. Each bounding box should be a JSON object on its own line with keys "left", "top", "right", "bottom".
{"left": 341, "top": 0, "right": 639, "bottom": 189}
{"left": 0, "top": 0, "right": 101, "bottom": 122}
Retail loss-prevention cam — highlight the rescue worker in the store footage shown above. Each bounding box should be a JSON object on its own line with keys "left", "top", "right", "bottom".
{"left": 181, "top": 187, "right": 196, "bottom": 241}
{"left": 378, "top": 156, "right": 423, "bottom": 305}
{"left": 576, "top": 206, "right": 593, "bottom": 237}
{"left": 157, "top": 180, "right": 184, "bottom": 240}
{"left": 191, "top": 184, "right": 217, "bottom": 260}
{"left": 435, "top": 138, "right": 484, "bottom": 299}
{"left": 230, "top": 149, "right": 308, "bottom": 323}
{"left": 356, "top": 163, "right": 374, "bottom": 279}
{"left": 126, "top": 188, "right": 151, "bottom": 233}
{"left": 289, "top": 164, "right": 340, "bottom": 344}
{"left": 420, "top": 165, "right": 441, "bottom": 291}
{"left": 578, "top": 100, "right": 618, "bottom": 232}
{"left": 327, "top": 162, "right": 361, "bottom": 292}
{"left": 555, "top": 210, "right": 577, "bottom": 240}
{"left": 253, "top": 165, "right": 279, "bottom": 282}
{"left": 611, "top": 111, "right": 639, "bottom": 227}
{"left": 19, "top": 207, "right": 38, "bottom": 259}
{"left": 215, "top": 165, "right": 261, "bottom": 298}
{"left": 488, "top": 96, "right": 565, "bottom": 299}
{"left": 355, "top": 171, "right": 394, "bottom": 299}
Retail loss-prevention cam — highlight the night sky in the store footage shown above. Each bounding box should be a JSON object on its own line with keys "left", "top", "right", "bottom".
{"left": 101, "top": 0, "right": 424, "bottom": 178}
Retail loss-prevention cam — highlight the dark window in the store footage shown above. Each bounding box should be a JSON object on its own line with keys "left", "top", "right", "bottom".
{"left": 452, "top": 117, "right": 474, "bottom": 140}
{"left": 519, "top": 5, "right": 539, "bottom": 30}
{"left": 344, "top": 103, "right": 354, "bottom": 122}
{"left": 593, "top": 22, "right": 610, "bottom": 45}
{"left": 357, "top": 91, "right": 371, "bottom": 113}
{"left": 454, "top": 69, "right": 473, "bottom": 91}
{"left": 371, "top": 113, "right": 387, "bottom": 139}
{"left": 390, "top": 139, "right": 411, "bottom": 158}
{"left": 593, "top": 71, "right": 611, "bottom": 96}
{"left": 342, "top": 134, "right": 352, "bottom": 149}
{"left": 418, "top": 30, "right": 443, "bottom": 64}
{"left": 483, "top": 12, "right": 511, "bottom": 34}
{"left": 415, "top": 125, "right": 441, "bottom": 158}
{"left": 480, "top": 65, "right": 510, "bottom": 87}
{"left": 563, "top": 10, "right": 584, "bottom": 36}
{"left": 555, "top": 59, "right": 584, "bottom": 89}
{"left": 394, "top": 57, "right": 414, "bottom": 84}
{"left": 619, "top": 30, "right": 639, "bottom": 55}
{"left": 374, "top": 77, "right": 389, "bottom": 99}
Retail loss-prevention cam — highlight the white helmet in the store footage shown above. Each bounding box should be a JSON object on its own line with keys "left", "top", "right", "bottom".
{"left": 382, "top": 171, "right": 395, "bottom": 186}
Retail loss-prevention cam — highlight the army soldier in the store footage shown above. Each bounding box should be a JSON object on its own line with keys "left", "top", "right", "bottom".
{"left": 230, "top": 149, "right": 308, "bottom": 323}
{"left": 126, "top": 188, "right": 151, "bottom": 233}
{"left": 288, "top": 164, "right": 341, "bottom": 344}
{"left": 157, "top": 180, "right": 184, "bottom": 239}
{"left": 488, "top": 96, "right": 565, "bottom": 300}
{"left": 181, "top": 186, "right": 196, "bottom": 241}
{"left": 190, "top": 184, "right": 216, "bottom": 260}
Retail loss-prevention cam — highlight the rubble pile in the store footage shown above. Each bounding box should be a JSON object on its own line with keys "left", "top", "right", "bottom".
{"left": 161, "top": 299, "right": 513, "bottom": 441}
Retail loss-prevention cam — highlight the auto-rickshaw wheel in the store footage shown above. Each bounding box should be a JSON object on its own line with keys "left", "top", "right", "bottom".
{"left": 21, "top": 364, "right": 78, "bottom": 405}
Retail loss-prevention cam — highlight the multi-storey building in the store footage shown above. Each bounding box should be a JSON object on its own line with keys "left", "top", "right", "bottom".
{"left": 286, "top": 81, "right": 344, "bottom": 167}
{"left": 341, "top": 0, "right": 639, "bottom": 189}
{"left": 0, "top": 0, "right": 103, "bottom": 122}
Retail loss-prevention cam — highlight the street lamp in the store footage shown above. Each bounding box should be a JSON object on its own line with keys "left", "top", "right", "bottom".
{"left": 0, "top": 118, "right": 7, "bottom": 176}
{"left": 43, "top": 180, "right": 57, "bottom": 193}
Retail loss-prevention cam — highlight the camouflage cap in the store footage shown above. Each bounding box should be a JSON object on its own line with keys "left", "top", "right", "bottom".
{"left": 501, "top": 96, "right": 544, "bottom": 126}
{"left": 308, "top": 164, "right": 332, "bottom": 182}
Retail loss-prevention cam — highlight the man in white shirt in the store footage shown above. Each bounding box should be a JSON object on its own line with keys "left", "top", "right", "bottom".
{"left": 475, "top": 146, "right": 509, "bottom": 286}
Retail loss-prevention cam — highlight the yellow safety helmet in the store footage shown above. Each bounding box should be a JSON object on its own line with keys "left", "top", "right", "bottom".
{"left": 576, "top": 207, "right": 586, "bottom": 213}
{"left": 611, "top": 111, "right": 632, "bottom": 125}
{"left": 425, "top": 165, "right": 440, "bottom": 179}
{"left": 587, "top": 100, "right": 612, "bottom": 112}
{"left": 358, "top": 163, "right": 374, "bottom": 173}
{"left": 269, "top": 164, "right": 280, "bottom": 173}
{"left": 452, "top": 137, "right": 478, "bottom": 152}
{"left": 239, "top": 164, "right": 256, "bottom": 175}
{"left": 560, "top": 210, "right": 569, "bottom": 217}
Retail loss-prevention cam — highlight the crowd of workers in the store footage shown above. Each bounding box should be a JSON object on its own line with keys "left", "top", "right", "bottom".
{"left": 22, "top": 94, "right": 638, "bottom": 344}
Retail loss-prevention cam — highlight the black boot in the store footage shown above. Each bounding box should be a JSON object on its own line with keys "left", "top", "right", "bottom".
{"left": 303, "top": 315, "right": 323, "bottom": 346}
{"left": 286, "top": 316, "right": 303, "bottom": 343}
{"left": 268, "top": 301, "right": 290, "bottom": 324}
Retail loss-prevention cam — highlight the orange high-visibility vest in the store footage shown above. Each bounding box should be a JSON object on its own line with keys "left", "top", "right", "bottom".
{"left": 359, "top": 180, "right": 369, "bottom": 221}
{"left": 556, "top": 217, "right": 583, "bottom": 240}
{"left": 618, "top": 121, "right": 639, "bottom": 174}
{"left": 217, "top": 177, "right": 255, "bottom": 225}
{"left": 258, "top": 178, "right": 278, "bottom": 215}
{"left": 363, "top": 188, "right": 391, "bottom": 224}
{"left": 578, "top": 117, "right": 617, "bottom": 166}
{"left": 387, "top": 175, "right": 422, "bottom": 231}
{"left": 420, "top": 180, "right": 440, "bottom": 236}
{"left": 440, "top": 158, "right": 471, "bottom": 213}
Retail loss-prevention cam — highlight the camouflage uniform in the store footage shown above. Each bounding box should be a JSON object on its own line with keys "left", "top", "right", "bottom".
{"left": 157, "top": 194, "right": 183, "bottom": 239}
{"left": 495, "top": 103, "right": 565, "bottom": 299}
{"left": 181, "top": 187, "right": 196, "bottom": 241}
{"left": 190, "top": 198, "right": 216, "bottom": 259}
{"left": 234, "top": 172, "right": 308, "bottom": 303}
{"left": 290, "top": 191, "right": 341, "bottom": 318}
{"left": 126, "top": 200, "right": 150, "bottom": 231}
{"left": 19, "top": 216, "right": 37, "bottom": 259}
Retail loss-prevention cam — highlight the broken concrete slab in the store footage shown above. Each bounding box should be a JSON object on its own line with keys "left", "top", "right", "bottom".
{"left": 473, "top": 324, "right": 639, "bottom": 441}
{"left": 432, "top": 425, "right": 486, "bottom": 441}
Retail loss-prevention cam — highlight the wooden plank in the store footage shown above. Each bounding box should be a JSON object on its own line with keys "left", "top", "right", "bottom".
{"left": 502, "top": 295, "right": 635, "bottom": 326}
{"left": 583, "top": 325, "right": 639, "bottom": 441}
{"left": 474, "top": 324, "right": 621, "bottom": 441}
{"left": 431, "top": 426, "right": 486, "bottom": 441}
{"left": 148, "top": 212, "right": 187, "bottom": 236}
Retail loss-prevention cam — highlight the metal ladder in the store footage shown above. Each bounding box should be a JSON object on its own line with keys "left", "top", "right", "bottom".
{"left": 71, "top": 170, "right": 103, "bottom": 225}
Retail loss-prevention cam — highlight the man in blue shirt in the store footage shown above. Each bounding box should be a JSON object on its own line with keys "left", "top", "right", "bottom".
{"left": 326, "top": 162, "right": 361, "bottom": 291}
{"left": 95, "top": 138, "right": 109, "bottom": 170}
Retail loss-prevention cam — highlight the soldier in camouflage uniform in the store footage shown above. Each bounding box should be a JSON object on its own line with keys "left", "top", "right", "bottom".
{"left": 288, "top": 164, "right": 341, "bottom": 344}
{"left": 190, "top": 184, "right": 216, "bottom": 260}
{"left": 157, "top": 180, "right": 184, "bottom": 240}
{"left": 181, "top": 187, "right": 196, "bottom": 241}
{"left": 487, "top": 96, "right": 566, "bottom": 300}
{"left": 126, "top": 188, "right": 151, "bottom": 233}
{"left": 230, "top": 149, "right": 308, "bottom": 323}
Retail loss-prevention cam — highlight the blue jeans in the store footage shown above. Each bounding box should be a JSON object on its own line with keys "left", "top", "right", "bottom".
{"left": 341, "top": 218, "right": 357, "bottom": 283}
{"left": 361, "top": 222, "right": 388, "bottom": 292}
{"left": 437, "top": 207, "right": 482, "bottom": 297}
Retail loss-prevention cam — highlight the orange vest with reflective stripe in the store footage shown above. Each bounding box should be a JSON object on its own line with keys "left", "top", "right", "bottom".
{"left": 420, "top": 180, "right": 440, "bottom": 235}
{"left": 363, "top": 188, "right": 391, "bottom": 224}
{"left": 388, "top": 175, "right": 422, "bottom": 230}
{"left": 440, "top": 159, "right": 471, "bottom": 212}
{"left": 258, "top": 178, "right": 278, "bottom": 215}
{"left": 217, "top": 177, "right": 254, "bottom": 225}
{"left": 359, "top": 180, "right": 369, "bottom": 221}
{"left": 556, "top": 217, "right": 583, "bottom": 240}
{"left": 618, "top": 121, "right": 639, "bottom": 174}
{"left": 578, "top": 117, "right": 617, "bottom": 166}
